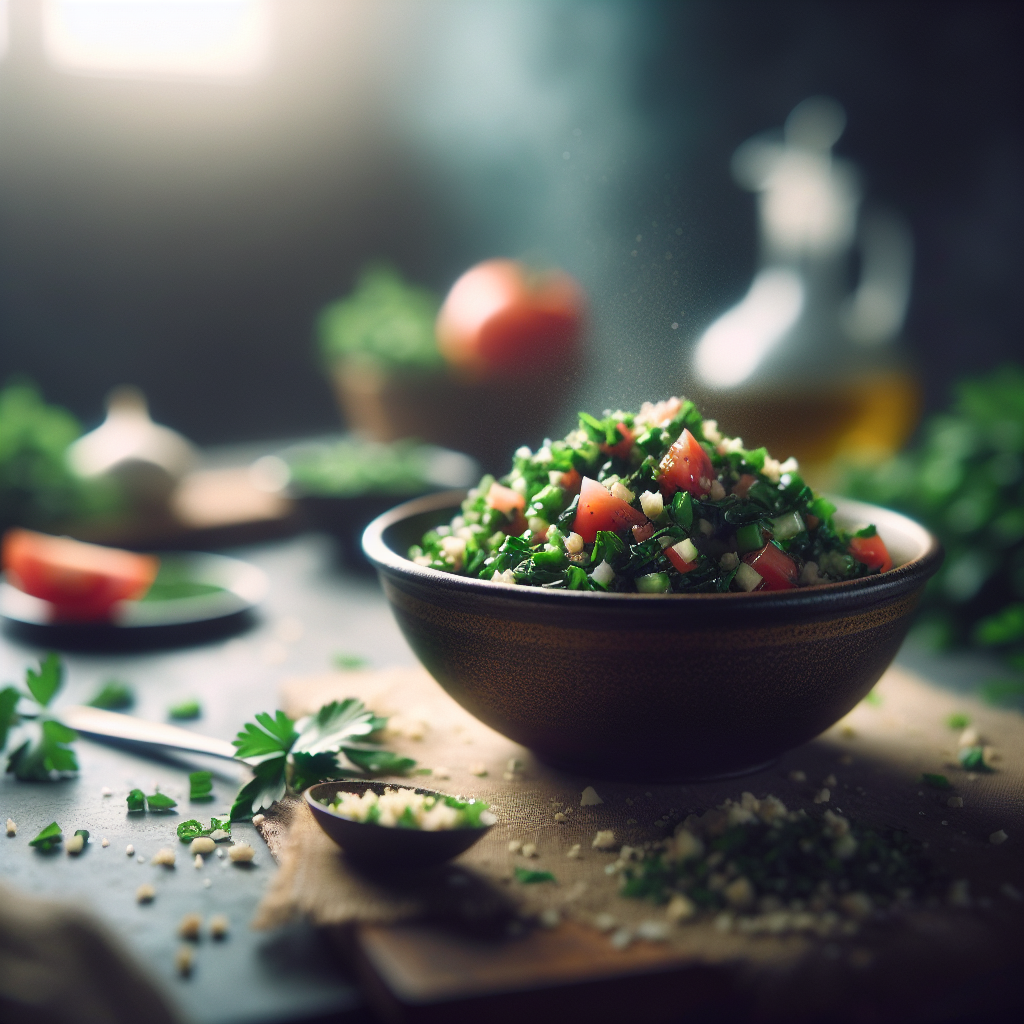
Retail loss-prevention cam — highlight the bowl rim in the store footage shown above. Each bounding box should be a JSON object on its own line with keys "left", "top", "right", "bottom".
{"left": 362, "top": 489, "right": 943, "bottom": 609}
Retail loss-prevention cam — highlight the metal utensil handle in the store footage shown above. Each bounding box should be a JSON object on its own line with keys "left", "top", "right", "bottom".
{"left": 59, "top": 705, "right": 237, "bottom": 760}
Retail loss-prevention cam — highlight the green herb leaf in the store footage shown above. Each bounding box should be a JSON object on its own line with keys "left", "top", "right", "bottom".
{"left": 344, "top": 748, "right": 417, "bottom": 777}
{"left": 957, "top": 746, "right": 995, "bottom": 772}
{"left": 514, "top": 867, "right": 555, "bottom": 884}
{"left": 29, "top": 821, "right": 62, "bottom": 851}
{"left": 74, "top": 829, "right": 89, "bottom": 842}
{"left": 145, "top": 791, "right": 177, "bottom": 811}
{"left": 922, "top": 773, "right": 952, "bottom": 790}
{"left": 333, "top": 653, "right": 368, "bottom": 670}
{"left": 854, "top": 525, "right": 878, "bottom": 538}
{"left": 87, "top": 681, "right": 134, "bottom": 711}
{"left": 230, "top": 757, "right": 288, "bottom": 820}
{"left": 126, "top": 788, "right": 146, "bottom": 812}
{"left": 291, "top": 699, "right": 384, "bottom": 759}
{"left": 189, "top": 771, "right": 213, "bottom": 801}
{"left": 168, "top": 699, "right": 201, "bottom": 721}
{"left": 946, "top": 713, "right": 971, "bottom": 730}
{"left": 6, "top": 718, "right": 78, "bottom": 780}
{"left": 25, "top": 653, "right": 63, "bottom": 708}
{"left": 177, "top": 819, "right": 207, "bottom": 841}
{"left": 0, "top": 685, "right": 20, "bottom": 750}
{"left": 862, "top": 690, "right": 883, "bottom": 707}
{"left": 233, "top": 711, "right": 297, "bottom": 763}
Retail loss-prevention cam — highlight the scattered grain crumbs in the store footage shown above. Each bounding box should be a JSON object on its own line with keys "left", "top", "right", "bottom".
{"left": 203, "top": 878, "right": 212, "bottom": 889}
{"left": 136, "top": 884, "right": 156, "bottom": 904}
{"left": 666, "top": 893, "right": 696, "bottom": 922}
{"left": 507, "top": 840, "right": 522, "bottom": 853}
{"left": 554, "top": 812, "right": 567, "bottom": 823}
{"left": 215, "top": 847, "right": 225, "bottom": 859}
{"left": 194, "top": 854, "right": 203, "bottom": 869}
{"left": 137, "top": 854, "right": 145, "bottom": 863}
{"left": 947, "top": 796, "right": 964, "bottom": 808}
{"left": 592, "top": 830, "right": 616, "bottom": 850}
{"left": 228, "top": 844, "right": 255, "bottom": 863}
{"left": 5, "top": 819, "right": 15, "bottom": 836}
{"left": 636, "top": 920, "right": 670, "bottom": 942}
{"left": 989, "top": 830, "right": 1008, "bottom": 845}
{"left": 432, "top": 767, "right": 450, "bottom": 779}
{"left": 958, "top": 727, "right": 980, "bottom": 748}
{"left": 813, "top": 788, "right": 831, "bottom": 804}
{"left": 539, "top": 908, "right": 560, "bottom": 928}
{"left": 152, "top": 848, "right": 176, "bottom": 867}
{"left": 101, "top": 787, "right": 113, "bottom": 797}
{"left": 567, "top": 844, "right": 581, "bottom": 859}
{"left": 175, "top": 946, "right": 194, "bottom": 977}
{"left": 788, "top": 770, "right": 807, "bottom": 782}
{"left": 580, "top": 786, "right": 603, "bottom": 806}
{"left": 469, "top": 762, "right": 487, "bottom": 776}
{"left": 66, "top": 834, "right": 85, "bottom": 855}
{"left": 724, "top": 877, "right": 755, "bottom": 909}
{"left": 126, "top": 844, "right": 134, "bottom": 856}
{"left": 252, "top": 814, "right": 265, "bottom": 826}
{"left": 823, "top": 774, "right": 837, "bottom": 787}
{"left": 209, "top": 914, "right": 229, "bottom": 939}
{"left": 101, "top": 837, "right": 109, "bottom": 847}
{"left": 521, "top": 843, "right": 537, "bottom": 858}
{"left": 178, "top": 913, "right": 202, "bottom": 940}
{"left": 190, "top": 837, "right": 215, "bottom": 856}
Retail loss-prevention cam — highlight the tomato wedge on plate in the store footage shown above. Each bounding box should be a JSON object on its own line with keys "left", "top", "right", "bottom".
{"left": 657, "top": 429, "right": 714, "bottom": 500}
{"left": 2, "top": 528, "right": 159, "bottom": 622}
{"left": 848, "top": 534, "right": 894, "bottom": 574}
{"left": 742, "top": 543, "right": 798, "bottom": 591}
{"left": 572, "top": 477, "right": 648, "bottom": 544}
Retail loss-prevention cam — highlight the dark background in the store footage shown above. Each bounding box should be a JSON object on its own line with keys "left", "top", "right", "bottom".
{"left": 0, "top": 0, "right": 1020, "bottom": 445}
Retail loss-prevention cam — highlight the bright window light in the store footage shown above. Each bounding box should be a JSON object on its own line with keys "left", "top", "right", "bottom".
{"left": 43, "top": 0, "right": 271, "bottom": 80}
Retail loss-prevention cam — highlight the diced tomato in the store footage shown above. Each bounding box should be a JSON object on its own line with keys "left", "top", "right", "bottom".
{"left": 505, "top": 512, "right": 529, "bottom": 537}
{"left": 849, "top": 534, "right": 894, "bottom": 574}
{"left": 665, "top": 545, "right": 698, "bottom": 575}
{"left": 742, "top": 543, "right": 798, "bottom": 591}
{"left": 571, "top": 476, "right": 648, "bottom": 544}
{"left": 632, "top": 522, "right": 655, "bottom": 543}
{"left": 487, "top": 481, "right": 526, "bottom": 516}
{"left": 599, "top": 422, "right": 635, "bottom": 461}
{"left": 732, "top": 474, "right": 757, "bottom": 499}
{"left": 560, "top": 467, "right": 582, "bottom": 494}
{"left": 805, "top": 514, "right": 820, "bottom": 531}
{"left": 657, "top": 429, "right": 715, "bottom": 500}
{"left": 2, "top": 528, "right": 159, "bottom": 622}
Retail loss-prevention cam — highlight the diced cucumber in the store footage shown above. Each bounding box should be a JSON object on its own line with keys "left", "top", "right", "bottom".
{"left": 734, "top": 562, "right": 763, "bottom": 592}
{"left": 771, "top": 511, "right": 806, "bottom": 540}
{"left": 735, "top": 523, "right": 765, "bottom": 553}
{"left": 636, "top": 572, "right": 671, "bottom": 594}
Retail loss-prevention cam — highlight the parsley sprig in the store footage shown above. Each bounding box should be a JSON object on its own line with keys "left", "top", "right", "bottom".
{"left": 230, "top": 699, "right": 416, "bottom": 820}
{"left": 1, "top": 654, "right": 79, "bottom": 781}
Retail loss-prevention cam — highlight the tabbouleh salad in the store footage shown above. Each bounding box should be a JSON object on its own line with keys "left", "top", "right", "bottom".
{"left": 410, "top": 397, "right": 894, "bottom": 593}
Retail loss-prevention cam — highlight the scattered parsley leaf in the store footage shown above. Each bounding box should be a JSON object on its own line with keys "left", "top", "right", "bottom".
{"left": 922, "top": 773, "right": 952, "bottom": 790}
{"left": 145, "top": 792, "right": 177, "bottom": 811}
{"left": 189, "top": 771, "right": 213, "bottom": 802}
{"left": 25, "top": 653, "right": 62, "bottom": 708}
{"left": 514, "top": 867, "right": 555, "bottom": 884}
{"left": 168, "top": 699, "right": 201, "bottom": 721}
{"left": 854, "top": 525, "right": 878, "bottom": 538}
{"left": 177, "top": 817, "right": 231, "bottom": 842}
{"left": 333, "top": 653, "right": 368, "bottom": 670}
{"left": 126, "top": 788, "right": 146, "bottom": 812}
{"left": 957, "top": 746, "right": 995, "bottom": 773}
{"left": 233, "top": 711, "right": 297, "bottom": 764}
{"left": 862, "top": 690, "right": 883, "bottom": 707}
{"left": 87, "top": 681, "right": 134, "bottom": 711}
{"left": 29, "top": 821, "right": 62, "bottom": 851}
{"left": 7, "top": 718, "right": 78, "bottom": 780}
{"left": 0, "top": 686, "right": 20, "bottom": 749}
{"left": 946, "top": 713, "right": 971, "bottom": 730}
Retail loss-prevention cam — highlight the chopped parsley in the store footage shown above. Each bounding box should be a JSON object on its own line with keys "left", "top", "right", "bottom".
{"left": 411, "top": 398, "right": 886, "bottom": 592}
{"left": 177, "top": 817, "right": 231, "bottom": 842}
{"left": 87, "top": 680, "right": 135, "bottom": 711}
{"left": 189, "top": 771, "right": 214, "bottom": 802}
{"left": 145, "top": 792, "right": 177, "bottom": 811}
{"left": 514, "top": 867, "right": 556, "bottom": 884}
{"left": 945, "top": 713, "right": 971, "bottom": 730}
{"left": 29, "top": 821, "right": 63, "bottom": 851}
{"left": 957, "top": 746, "right": 995, "bottom": 773}
{"left": 168, "top": 699, "right": 201, "bottom": 721}
{"left": 921, "top": 773, "right": 952, "bottom": 790}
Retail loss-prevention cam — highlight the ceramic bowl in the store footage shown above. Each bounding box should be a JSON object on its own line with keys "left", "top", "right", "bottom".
{"left": 304, "top": 780, "right": 493, "bottom": 868}
{"left": 363, "top": 492, "right": 942, "bottom": 781}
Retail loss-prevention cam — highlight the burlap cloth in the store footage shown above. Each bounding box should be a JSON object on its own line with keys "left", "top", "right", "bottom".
{"left": 253, "top": 663, "right": 1022, "bottom": 975}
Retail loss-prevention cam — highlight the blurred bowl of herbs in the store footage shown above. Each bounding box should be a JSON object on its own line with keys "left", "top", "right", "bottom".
{"left": 318, "top": 264, "right": 574, "bottom": 473}
{"left": 262, "top": 437, "right": 478, "bottom": 567}
{"left": 0, "top": 380, "right": 123, "bottom": 536}
{"left": 843, "top": 367, "right": 1023, "bottom": 702}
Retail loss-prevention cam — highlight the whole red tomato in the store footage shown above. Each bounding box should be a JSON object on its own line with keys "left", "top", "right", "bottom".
{"left": 435, "top": 259, "right": 585, "bottom": 376}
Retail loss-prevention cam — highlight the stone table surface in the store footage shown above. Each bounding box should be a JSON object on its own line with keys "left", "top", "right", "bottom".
{"left": 0, "top": 533, "right": 418, "bottom": 1024}
{"left": 0, "top": 531, "right": 1014, "bottom": 1024}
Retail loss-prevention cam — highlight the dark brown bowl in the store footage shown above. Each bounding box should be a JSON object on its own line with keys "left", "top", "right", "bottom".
{"left": 362, "top": 492, "right": 943, "bottom": 781}
{"left": 304, "top": 780, "right": 493, "bottom": 868}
